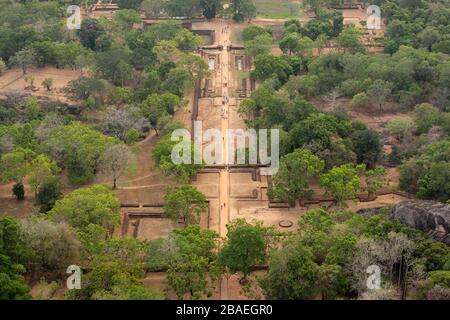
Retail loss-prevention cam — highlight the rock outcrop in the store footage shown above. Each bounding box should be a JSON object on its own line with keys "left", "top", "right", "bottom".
{"left": 391, "top": 200, "right": 450, "bottom": 246}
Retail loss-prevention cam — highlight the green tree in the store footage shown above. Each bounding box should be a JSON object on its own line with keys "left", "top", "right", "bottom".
{"left": 289, "top": 113, "right": 352, "bottom": 150}
{"left": 320, "top": 164, "right": 363, "bottom": 206}
{"left": 118, "top": 0, "right": 144, "bottom": 9}
{"left": 9, "top": 48, "right": 35, "bottom": 74}
{"left": 245, "top": 33, "right": 272, "bottom": 57}
{"left": 296, "top": 36, "right": 314, "bottom": 58}
{"left": 116, "top": 60, "right": 133, "bottom": 87}
{"left": 336, "top": 27, "right": 365, "bottom": 54}
{"left": 167, "top": 225, "right": 219, "bottom": 299}
{"left": 37, "top": 177, "right": 62, "bottom": 212}
{"left": 350, "top": 125, "right": 381, "bottom": 169}
{"left": 166, "top": 0, "right": 202, "bottom": 18}
{"left": 339, "top": 79, "right": 369, "bottom": 98}
{"left": 199, "top": 0, "right": 221, "bottom": 19}
{"left": 298, "top": 208, "right": 335, "bottom": 263}
{"left": 152, "top": 135, "right": 201, "bottom": 183}
{"left": 385, "top": 117, "right": 415, "bottom": 142}
{"left": 252, "top": 54, "right": 293, "bottom": 83}
{"left": 218, "top": 219, "right": 270, "bottom": 282}
{"left": 78, "top": 18, "right": 107, "bottom": 51}
{"left": 367, "top": 80, "right": 393, "bottom": 113}
{"left": 242, "top": 26, "right": 270, "bottom": 42}
{"left": 142, "top": 93, "right": 180, "bottom": 135}
{"left": 440, "top": 113, "right": 450, "bottom": 137}
{"left": 365, "top": 166, "right": 387, "bottom": 199}
{"left": 0, "top": 217, "right": 31, "bottom": 300}
{"left": 28, "top": 154, "right": 60, "bottom": 198}
{"left": 53, "top": 42, "right": 92, "bottom": 69}
{"left": 279, "top": 32, "right": 301, "bottom": 55}
{"left": 0, "top": 148, "right": 32, "bottom": 184}
{"left": 141, "top": 0, "right": 167, "bottom": 17}
{"left": 48, "top": 185, "right": 120, "bottom": 244}
{"left": 179, "top": 54, "right": 210, "bottom": 83}
{"left": 259, "top": 238, "right": 317, "bottom": 299}
{"left": 70, "top": 237, "right": 150, "bottom": 299}
{"left": 162, "top": 67, "right": 192, "bottom": 97}
{"left": 284, "top": 75, "right": 320, "bottom": 99}
{"left": 20, "top": 219, "right": 81, "bottom": 276}
{"left": 231, "top": 0, "right": 256, "bottom": 22}
{"left": 125, "top": 129, "right": 139, "bottom": 145}
{"left": 148, "top": 20, "right": 182, "bottom": 42}
{"left": 414, "top": 103, "right": 440, "bottom": 135}
{"left": 351, "top": 92, "right": 369, "bottom": 108}
{"left": 95, "top": 47, "right": 132, "bottom": 85}
{"left": 23, "top": 97, "right": 42, "bottom": 122}
{"left": 0, "top": 58, "right": 6, "bottom": 75}
{"left": 302, "top": 0, "right": 324, "bottom": 16}
{"left": 41, "top": 78, "right": 53, "bottom": 91}
{"left": 63, "top": 77, "right": 105, "bottom": 102}
{"left": 301, "top": 18, "right": 333, "bottom": 40}
{"left": 153, "top": 39, "right": 182, "bottom": 62}
{"left": 268, "top": 148, "right": 324, "bottom": 206}
{"left": 41, "top": 122, "right": 117, "bottom": 185}
{"left": 94, "top": 285, "right": 164, "bottom": 300}
{"left": 174, "top": 29, "right": 202, "bottom": 51}
{"left": 417, "top": 27, "right": 442, "bottom": 52}
{"left": 164, "top": 185, "right": 208, "bottom": 226}
{"left": 315, "top": 34, "right": 329, "bottom": 55}
{"left": 316, "top": 263, "right": 343, "bottom": 300}
{"left": 416, "top": 162, "right": 450, "bottom": 202}
{"left": 113, "top": 9, "right": 141, "bottom": 32}
{"left": 12, "top": 182, "right": 25, "bottom": 200}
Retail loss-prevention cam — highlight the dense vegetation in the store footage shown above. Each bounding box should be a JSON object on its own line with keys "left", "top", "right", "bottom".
{"left": 0, "top": 0, "right": 449, "bottom": 301}
{"left": 0, "top": 1, "right": 207, "bottom": 299}
{"left": 239, "top": 2, "right": 450, "bottom": 203}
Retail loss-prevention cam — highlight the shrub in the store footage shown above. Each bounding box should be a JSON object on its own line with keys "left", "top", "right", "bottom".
{"left": 12, "top": 182, "right": 25, "bottom": 200}
{"left": 352, "top": 92, "right": 369, "bottom": 108}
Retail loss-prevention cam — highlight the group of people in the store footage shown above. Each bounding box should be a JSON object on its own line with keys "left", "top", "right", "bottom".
{"left": 222, "top": 25, "right": 230, "bottom": 34}
{"left": 221, "top": 106, "right": 228, "bottom": 119}
{"left": 220, "top": 24, "right": 230, "bottom": 118}
{"left": 222, "top": 91, "right": 229, "bottom": 104}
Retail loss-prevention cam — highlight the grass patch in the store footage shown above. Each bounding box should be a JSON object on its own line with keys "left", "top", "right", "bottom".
{"left": 254, "top": 0, "right": 303, "bottom": 19}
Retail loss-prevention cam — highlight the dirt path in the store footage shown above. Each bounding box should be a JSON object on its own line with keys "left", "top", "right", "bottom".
{"left": 218, "top": 20, "right": 231, "bottom": 239}
{"left": 217, "top": 19, "right": 232, "bottom": 301}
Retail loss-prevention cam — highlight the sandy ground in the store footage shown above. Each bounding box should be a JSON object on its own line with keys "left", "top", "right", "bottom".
{"left": 0, "top": 67, "right": 80, "bottom": 103}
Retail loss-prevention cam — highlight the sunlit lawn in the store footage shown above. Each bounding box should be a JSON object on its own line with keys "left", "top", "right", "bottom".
{"left": 254, "top": 0, "right": 303, "bottom": 19}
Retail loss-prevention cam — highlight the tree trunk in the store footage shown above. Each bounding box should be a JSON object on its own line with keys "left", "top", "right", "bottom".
{"left": 401, "top": 265, "right": 408, "bottom": 300}
{"left": 113, "top": 178, "right": 117, "bottom": 190}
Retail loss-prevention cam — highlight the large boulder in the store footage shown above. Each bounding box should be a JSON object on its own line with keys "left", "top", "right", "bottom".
{"left": 391, "top": 200, "right": 450, "bottom": 246}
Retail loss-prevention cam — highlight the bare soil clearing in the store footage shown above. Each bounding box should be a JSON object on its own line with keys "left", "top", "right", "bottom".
{"left": 0, "top": 67, "right": 80, "bottom": 103}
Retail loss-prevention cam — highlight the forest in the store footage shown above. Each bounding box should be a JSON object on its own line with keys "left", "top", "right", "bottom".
{"left": 0, "top": 0, "right": 449, "bottom": 301}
